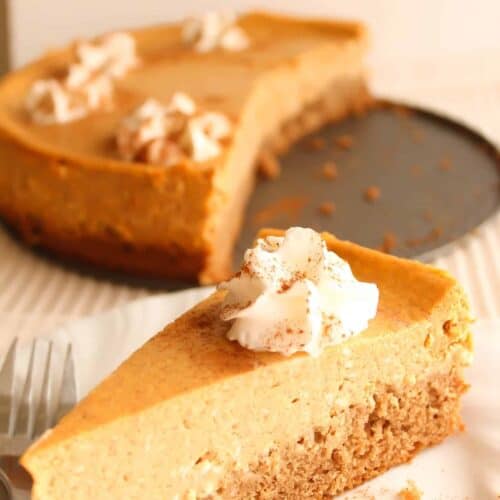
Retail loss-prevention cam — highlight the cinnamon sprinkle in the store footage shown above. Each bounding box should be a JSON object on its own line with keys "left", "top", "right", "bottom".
{"left": 251, "top": 196, "right": 309, "bottom": 227}
{"left": 318, "top": 201, "right": 336, "bottom": 216}
{"left": 305, "top": 136, "right": 326, "bottom": 151}
{"left": 277, "top": 271, "right": 306, "bottom": 294}
{"left": 406, "top": 227, "right": 443, "bottom": 247}
{"left": 377, "top": 232, "right": 397, "bottom": 254}
{"left": 240, "top": 261, "right": 251, "bottom": 275}
{"left": 363, "top": 186, "right": 381, "bottom": 203}
{"left": 397, "top": 480, "right": 422, "bottom": 500}
{"left": 439, "top": 156, "right": 453, "bottom": 171}
{"left": 321, "top": 161, "right": 338, "bottom": 180}
{"left": 334, "top": 134, "right": 354, "bottom": 150}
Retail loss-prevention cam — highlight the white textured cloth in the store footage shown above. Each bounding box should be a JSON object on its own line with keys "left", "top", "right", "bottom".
{"left": 0, "top": 52, "right": 499, "bottom": 322}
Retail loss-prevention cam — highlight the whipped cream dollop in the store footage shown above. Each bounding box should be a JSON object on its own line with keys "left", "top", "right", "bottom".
{"left": 25, "top": 32, "right": 138, "bottom": 125}
{"left": 218, "top": 227, "right": 379, "bottom": 357}
{"left": 182, "top": 12, "right": 250, "bottom": 52}
{"left": 116, "top": 93, "right": 232, "bottom": 165}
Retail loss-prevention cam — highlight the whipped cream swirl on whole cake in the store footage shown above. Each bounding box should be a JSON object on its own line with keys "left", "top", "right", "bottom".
{"left": 116, "top": 92, "right": 232, "bottom": 165}
{"left": 26, "top": 32, "right": 138, "bottom": 124}
{"left": 183, "top": 12, "right": 250, "bottom": 52}
{"left": 219, "top": 227, "right": 379, "bottom": 357}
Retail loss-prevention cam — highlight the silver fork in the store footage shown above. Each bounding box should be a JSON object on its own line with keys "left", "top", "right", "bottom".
{"left": 0, "top": 338, "right": 76, "bottom": 499}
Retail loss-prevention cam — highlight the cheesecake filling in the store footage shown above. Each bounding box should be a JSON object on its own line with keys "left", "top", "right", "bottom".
{"left": 116, "top": 93, "right": 232, "bottom": 165}
{"left": 25, "top": 32, "right": 138, "bottom": 124}
{"left": 182, "top": 12, "right": 250, "bottom": 53}
{"left": 219, "top": 227, "right": 379, "bottom": 356}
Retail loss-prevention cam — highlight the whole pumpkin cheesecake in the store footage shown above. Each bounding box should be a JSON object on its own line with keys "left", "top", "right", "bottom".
{"left": 21, "top": 227, "right": 473, "bottom": 499}
{"left": 0, "top": 12, "right": 370, "bottom": 283}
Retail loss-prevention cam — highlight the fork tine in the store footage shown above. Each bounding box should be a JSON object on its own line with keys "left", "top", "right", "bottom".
{"left": 0, "top": 338, "right": 17, "bottom": 435}
{"left": 52, "top": 343, "right": 76, "bottom": 426}
{"left": 32, "top": 341, "right": 53, "bottom": 438}
{"left": 12, "top": 340, "right": 37, "bottom": 437}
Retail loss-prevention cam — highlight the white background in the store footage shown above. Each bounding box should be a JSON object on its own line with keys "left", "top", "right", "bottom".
{"left": 6, "top": 0, "right": 500, "bottom": 68}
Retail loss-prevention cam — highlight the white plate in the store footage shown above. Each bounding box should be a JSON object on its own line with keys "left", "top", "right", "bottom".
{"left": 1, "top": 299, "right": 499, "bottom": 499}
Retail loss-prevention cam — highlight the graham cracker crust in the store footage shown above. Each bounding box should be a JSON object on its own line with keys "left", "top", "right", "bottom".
{"left": 214, "top": 371, "right": 467, "bottom": 499}
{"left": 0, "top": 210, "right": 209, "bottom": 281}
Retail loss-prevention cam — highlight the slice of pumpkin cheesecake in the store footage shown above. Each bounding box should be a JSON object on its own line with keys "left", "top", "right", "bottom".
{"left": 21, "top": 228, "right": 473, "bottom": 499}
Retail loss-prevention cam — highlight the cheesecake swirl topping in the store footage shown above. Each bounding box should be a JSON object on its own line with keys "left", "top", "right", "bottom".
{"left": 183, "top": 12, "right": 250, "bottom": 52}
{"left": 25, "top": 32, "right": 138, "bottom": 124}
{"left": 219, "top": 227, "right": 379, "bottom": 357}
{"left": 116, "top": 93, "right": 232, "bottom": 165}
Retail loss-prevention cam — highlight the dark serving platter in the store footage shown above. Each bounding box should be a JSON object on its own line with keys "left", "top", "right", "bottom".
{"left": 235, "top": 101, "right": 499, "bottom": 265}
{"left": 4, "top": 100, "right": 499, "bottom": 290}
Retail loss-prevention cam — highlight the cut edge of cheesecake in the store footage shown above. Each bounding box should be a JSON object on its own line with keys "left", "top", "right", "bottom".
{"left": 21, "top": 230, "right": 473, "bottom": 499}
{"left": 0, "top": 11, "right": 372, "bottom": 283}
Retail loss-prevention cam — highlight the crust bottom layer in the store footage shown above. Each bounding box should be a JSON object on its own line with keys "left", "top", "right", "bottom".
{"left": 214, "top": 371, "right": 466, "bottom": 499}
